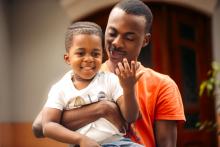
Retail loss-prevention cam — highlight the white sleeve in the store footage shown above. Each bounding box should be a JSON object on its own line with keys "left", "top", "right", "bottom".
{"left": 106, "top": 73, "right": 123, "bottom": 102}
{"left": 44, "top": 85, "right": 65, "bottom": 110}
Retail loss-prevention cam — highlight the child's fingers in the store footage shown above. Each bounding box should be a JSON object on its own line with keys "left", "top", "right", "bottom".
{"left": 131, "top": 60, "right": 136, "bottom": 74}
{"left": 117, "top": 62, "right": 125, "bottom": 73}
{"left": 115, "top": 67, "right": 120, "bottom": 76}
{"left": 123, "top": 58, "right": 130, "bottom": 72}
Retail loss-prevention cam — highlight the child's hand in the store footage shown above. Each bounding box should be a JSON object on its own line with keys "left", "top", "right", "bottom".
{"left": 115, "top": 58, "right": 143, "bottom": 90}
{"left": 79, "top": 136, "right": 100, "bottom": 147}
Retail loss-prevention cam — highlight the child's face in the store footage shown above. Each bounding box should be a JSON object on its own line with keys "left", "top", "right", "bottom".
{"left": 64, "top": 34, "right": 103, "bottom": 80}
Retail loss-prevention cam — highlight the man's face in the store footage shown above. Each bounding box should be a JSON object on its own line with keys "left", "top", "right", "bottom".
{"left": 105, "top": 8, "right": 150, "bottom": 66}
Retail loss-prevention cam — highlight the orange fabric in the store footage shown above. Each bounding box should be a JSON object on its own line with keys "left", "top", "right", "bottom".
{"left": 101, "top": 62, "right": 185, "bottom": 147}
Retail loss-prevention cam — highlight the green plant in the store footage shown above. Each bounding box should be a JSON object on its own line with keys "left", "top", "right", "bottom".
{"left": 197, "top": 61, "right": 220, "bottom": 131}
{"left": 199, "top": 61, "right": 220, "bottom": 97}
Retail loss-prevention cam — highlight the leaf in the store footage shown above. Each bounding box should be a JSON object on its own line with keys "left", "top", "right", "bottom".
{"left": 209, "top": 77, "right": 215, "bottom": 84}
{"left": 206, "top": 82, "right": 213, "bottom": 96}
{"left": 199, "top": 81, "right": 207, "bottom": 96}
{"left": 212, "top": 61, "right": 220, "bottom": 71}
{"left": 195, "top": 122, "right": 201, "bottom": 128}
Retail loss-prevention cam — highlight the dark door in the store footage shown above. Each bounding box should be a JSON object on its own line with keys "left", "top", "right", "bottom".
{"left": 169, "top": 6, "right": 216, "bottom": 147}
{"left": 149, "top": 4, "right": 216, "bottom": 147}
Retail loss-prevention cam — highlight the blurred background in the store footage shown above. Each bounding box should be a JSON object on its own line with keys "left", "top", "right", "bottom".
{"left": 0, "top": 0, "right": 220, "bottom": 147}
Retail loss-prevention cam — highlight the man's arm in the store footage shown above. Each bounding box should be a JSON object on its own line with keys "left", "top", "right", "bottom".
{"left": 42, "top": 107, "right": 100, "bottom": 146}
{"left": 61, "top": 100, "right": 125, "bottom": 131}
{"left": 32, "top": 110, "right": 44, "bottom": 138}
{"left": 154, "top": 120, "right": 177, "bottom": 147}
{"left": 32, "top": 100, "right": 125, "bottom": 138}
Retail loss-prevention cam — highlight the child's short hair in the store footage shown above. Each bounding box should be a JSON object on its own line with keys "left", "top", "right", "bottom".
{"left": 65, "top": 21, "right": 103, "bottom": 52}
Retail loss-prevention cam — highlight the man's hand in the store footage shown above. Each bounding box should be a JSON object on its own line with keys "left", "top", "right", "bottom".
{"left": 99, "top": 100, "right": 127, "bottom": 133}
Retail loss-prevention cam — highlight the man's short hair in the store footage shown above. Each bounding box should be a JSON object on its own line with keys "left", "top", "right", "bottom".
{"left": 114, "top": 0, "right": 153, "bottom": 33}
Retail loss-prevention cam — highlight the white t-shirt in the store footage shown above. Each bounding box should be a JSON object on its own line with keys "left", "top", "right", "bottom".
{"left": 45, "top": 70, "right": 124, "bottom": 144}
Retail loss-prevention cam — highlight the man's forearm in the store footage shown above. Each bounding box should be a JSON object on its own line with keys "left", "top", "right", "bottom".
{"left": 61, "top": 102, "right": 104, "bottom": 130}
{"left": 32, "top": 103, "right": 103, "bottom": 138}
{"left": 62, "top": 100, "right": 126, "bottom": 132}
{"left": 32, "top": 100, "right": 125, "bottom": 138}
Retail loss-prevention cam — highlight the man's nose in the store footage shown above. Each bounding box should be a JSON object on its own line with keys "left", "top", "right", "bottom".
{"left": 112, "top": 36, "right": 124, "bottom": 48}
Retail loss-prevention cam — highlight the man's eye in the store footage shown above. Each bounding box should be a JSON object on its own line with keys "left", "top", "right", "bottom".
{"left": 125, "top": 35, "right": 135, "bottom": 41}
{"left": 109, "top": 32, "right": 116, "bottom": 37}
{"left": 108, "top": 31, "right": 116, "bottom": 37}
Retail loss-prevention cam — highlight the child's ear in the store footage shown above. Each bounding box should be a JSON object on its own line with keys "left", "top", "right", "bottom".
{"left": 64, "top": 53, "right": 70, "bottom": 64}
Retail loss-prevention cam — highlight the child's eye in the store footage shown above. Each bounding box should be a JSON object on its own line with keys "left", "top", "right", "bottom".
{"left": 75, "top": 52, "right": 85, "bottom": 56}
{"left": 92, "top": 52, "right": 101, "bottom": 58}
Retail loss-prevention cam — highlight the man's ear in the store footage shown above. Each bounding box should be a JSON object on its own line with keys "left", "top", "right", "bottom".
{"left": 64, "top": 53, "right": 70, "bottom": 65}
{"left": 142, "top": 33, "right": 151, "bottom": 47}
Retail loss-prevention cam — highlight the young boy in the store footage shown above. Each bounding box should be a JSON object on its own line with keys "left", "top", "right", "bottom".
{"left": 42, "top": 21, "right": 143, "bottom": 147}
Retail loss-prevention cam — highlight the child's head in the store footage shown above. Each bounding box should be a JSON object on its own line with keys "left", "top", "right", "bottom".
{"left": 64, "top": 21, "right": 103, "bottom": 81}
{"left": 65, "top": 21, "right": 104, "bottom": 52}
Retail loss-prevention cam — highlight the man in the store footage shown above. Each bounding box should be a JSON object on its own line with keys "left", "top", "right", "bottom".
{"left": 33, "top": 0, "right": 185, "bottom": 146}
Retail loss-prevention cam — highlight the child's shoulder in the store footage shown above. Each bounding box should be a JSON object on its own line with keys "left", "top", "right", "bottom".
{"left": 98, "top": 71, "right": 116, "bottom": 78}
{"left": 51, "top": 70, "right": 73, "bottom": 89}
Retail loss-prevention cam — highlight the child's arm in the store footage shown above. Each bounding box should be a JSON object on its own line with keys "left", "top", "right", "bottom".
{"left": 42, "top": 107, "right": 100, "bottom": 147}
{"left": 115, "top": 58, "right": 144, "bottom": 123}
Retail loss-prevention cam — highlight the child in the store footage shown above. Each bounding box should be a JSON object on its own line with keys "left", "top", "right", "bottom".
{"left": 42, "top": 21, "right": 143, "bottom": 147}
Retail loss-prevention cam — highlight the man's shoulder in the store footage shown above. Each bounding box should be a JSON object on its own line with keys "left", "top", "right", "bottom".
{"left": 139, "top": 65, "right": 175, "bottom": 86}
{"left": 141, "top": 66, "right": 169, "bottom": 79}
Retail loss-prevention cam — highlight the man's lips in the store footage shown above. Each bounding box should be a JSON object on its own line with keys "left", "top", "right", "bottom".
{"left": 109, "top": 47, "right": 126, "bottom": 60}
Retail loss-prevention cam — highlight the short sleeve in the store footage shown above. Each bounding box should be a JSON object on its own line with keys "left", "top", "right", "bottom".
{"left": 44, "top": 85, "right": 65, "bottom": 110}
{"left": 155, "top": 76, "right": 185, "bottom": 121}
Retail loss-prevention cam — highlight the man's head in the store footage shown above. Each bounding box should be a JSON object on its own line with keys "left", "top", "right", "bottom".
{"left": 64, "top": 21, "right": 103, "bottom": 80}
{"left": 105, "top": 0, "right": 153, "bottom": 69}
{"left": 114, "top": 0, "right": 153, "bottom": 33}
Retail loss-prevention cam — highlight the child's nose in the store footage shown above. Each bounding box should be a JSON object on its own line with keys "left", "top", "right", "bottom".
{"left": 84, "top": 55, "right": 93, "bottom": 62}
